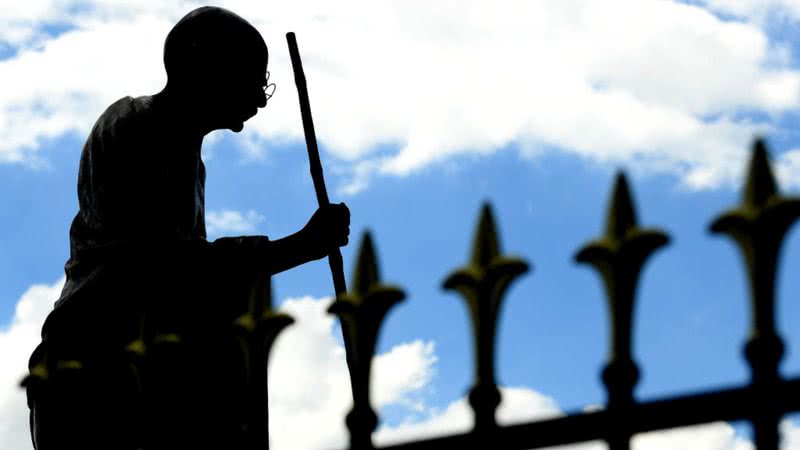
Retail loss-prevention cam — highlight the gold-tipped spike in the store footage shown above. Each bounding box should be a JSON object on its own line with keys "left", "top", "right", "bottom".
{"left": 443, "top": 203, "right": 529, "bottom": 433}
{"left": 237, "top": 277, "right": 272, "bottom": 333}
{"left": 743, "top": 138, "right": 778, "bottom": 208}
{"left": 257, "top": 312, "right": 295, "bottom": 361}
{"left": 576, "top": 171, "right": 668, "bottom": 268}
{"left": 709, "top": 137, "right": 800, "bottom": 450}
{"left": 152, "top": 333, "right": 182, "bottom": 344}
{"left": 351, "top": 231, "right": 380, "bottom": 299}
{"left": 125, "top": 339, "right": 146, "bottom": 357}
{"left": 328, "top": 230, "right": 405, "bottom": 450}
{"left": 28, "top": 363, "right": 49, "bottom": 382}
{"left": 575, "top": 171, "right": 669, "bottom": 410}
{"left": 234, "top": 310, "right": 256, "bottom": 332}
{"left": 709, "top": 138, "right": 800, "bottom": 383}
{"left": 56, "top": 360, "right": 84, "bottom": 370}
{"left": 20, "top": 352, "right": 50, "bottom": 388}
{"left": 125, "top": 314, "right": 148, "bottom": 357}
{"left": 471, "top": 203, "right": 501, "bottom": 269}
{"left": 605, "top": 172, "right": 638, "bottom": 240}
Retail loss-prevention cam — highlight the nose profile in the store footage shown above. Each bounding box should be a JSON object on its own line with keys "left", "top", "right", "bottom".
{"left": 256, "top": 88, "right": 267, "bottom": 108}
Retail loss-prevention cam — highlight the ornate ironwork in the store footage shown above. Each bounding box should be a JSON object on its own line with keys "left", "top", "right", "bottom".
{"left": 443, "top": 203, "right": 529, "bottom": 441}
{"left": 576, "top": 171, "right": 670, "bottom": 450}
{"left": 329, "top": 231, "right": 406, "bottom": 450}
{"left": 20, "top": 138, "right": 800, "bottom": 450}
{"left": 710, "top": 138, "right": 800, "bottom": 450}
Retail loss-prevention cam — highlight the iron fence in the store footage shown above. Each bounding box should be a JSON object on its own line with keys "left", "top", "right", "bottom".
{"left": 22, "top": 138, "right": 800, "bottom": 450}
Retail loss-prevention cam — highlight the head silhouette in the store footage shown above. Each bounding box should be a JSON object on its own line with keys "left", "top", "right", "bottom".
{"left": 162, "top": 6, "right": 270, "bottom": 133}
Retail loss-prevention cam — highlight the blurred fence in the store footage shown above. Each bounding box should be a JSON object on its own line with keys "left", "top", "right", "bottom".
{"left": 22, "top": 139, "right": 800, "bottom": 450}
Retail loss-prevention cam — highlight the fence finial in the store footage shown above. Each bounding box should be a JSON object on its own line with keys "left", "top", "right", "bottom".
{"left": 444, "top": 202, "right": 529, "bottom": 439}
{"left": 710, "top": 138, "right": 800, "bottom": 450}
{"left": 576, "top": 172, "right": 669, "bottom": 450}
{"left": 576, "top": 172, "right": 669, "bottom": 374}
{"left": 329, "top": 231, "right": 405, "bottom": 450}
{"left": 253, "top": 279, "right": 294, "bottom": 450}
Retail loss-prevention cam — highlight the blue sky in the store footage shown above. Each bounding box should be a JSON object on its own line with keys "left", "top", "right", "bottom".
{"left": 2, "top": 1, "right": 800, "bottom": 449}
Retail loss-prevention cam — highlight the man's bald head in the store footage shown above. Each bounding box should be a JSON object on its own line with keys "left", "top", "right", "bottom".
{"left": 164, "top": 6, "right": 268, "bottom": 85}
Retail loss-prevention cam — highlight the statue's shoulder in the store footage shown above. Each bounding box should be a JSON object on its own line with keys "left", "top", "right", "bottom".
{"left": 89, "top": 96, "right": 156, "bottom": 140}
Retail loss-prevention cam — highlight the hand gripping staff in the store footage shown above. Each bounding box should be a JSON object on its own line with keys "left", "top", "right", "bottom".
{"left": 286, "top": 31, "right": 354, "bottom": 368}
{"left": 286, "top": 32, "right": 347, "bottom": 296}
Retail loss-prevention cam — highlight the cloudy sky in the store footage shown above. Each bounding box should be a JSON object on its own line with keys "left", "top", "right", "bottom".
{"left": 2, "top": 0, "right": 800, "bottom": 449}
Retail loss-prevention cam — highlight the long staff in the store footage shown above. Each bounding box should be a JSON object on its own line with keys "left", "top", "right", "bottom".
{"left": 286, "top": 32, "right": 354, "bottom": 375}
{"left": 286, "top": 32, "right": 347, "bottom": 296}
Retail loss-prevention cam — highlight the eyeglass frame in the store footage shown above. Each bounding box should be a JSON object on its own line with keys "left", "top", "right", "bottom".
{"left": 263, "top": 71, "right": 276, "bottom": 101}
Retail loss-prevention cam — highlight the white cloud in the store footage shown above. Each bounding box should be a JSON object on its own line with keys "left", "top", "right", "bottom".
{"left": 0, "top": 13, "right": 173, "bottom": 162}
{"left": 206, "top": 209, "right": 265, "bottom": 236}
{"left": 776, "top": 148, "right": 800, "bottom": 189}
{"left": 784, "top": 419, "right": 800, "bottom": 449}
{"left": 371, "top": 340, "right": 437, "bottom": 410}
{"left": 0, "top": 277, "right": 63, "bottom": 450}
{"left": 374, "top": 385, "right": 564, "bottom": 446}
{"left": 633, "top": 422, "right": 754, "bottom": 450}
{"left": 1, "top": 1, "right": 800, "bottom": 193}
{"left": 267, "top": 295, "right": 438, "bottom": 450}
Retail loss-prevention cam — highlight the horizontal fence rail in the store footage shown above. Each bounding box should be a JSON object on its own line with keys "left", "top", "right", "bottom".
{"left": 379, "top": 379, "right": 800, "bottom": 450}
{"left": 21, "top": 138, "right": 800, "bottom": 450}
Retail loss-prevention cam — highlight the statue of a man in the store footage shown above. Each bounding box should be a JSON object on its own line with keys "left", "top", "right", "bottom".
{"left": 25, "top": 7, "right": 350, "bottom": 449}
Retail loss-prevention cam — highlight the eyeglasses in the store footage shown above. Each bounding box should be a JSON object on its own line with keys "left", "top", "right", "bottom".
{"left": 263, "top": 71, "right": 276, "bottom": 101}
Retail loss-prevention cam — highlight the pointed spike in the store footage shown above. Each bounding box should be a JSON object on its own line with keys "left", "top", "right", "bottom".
{"left": 605, "top": 172, "right": 638, "bottom": 239}
{"left": 352, "top": 231, "right": 380, "bottom": 297}
{"left": 471, "top": 202, "right": 501, "bottom": 268}
{"left": 743, "top": 138, "right": 778, "bottom": 208}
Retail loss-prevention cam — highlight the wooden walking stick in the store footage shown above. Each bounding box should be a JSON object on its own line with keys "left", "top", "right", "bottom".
{"left": 286, "top": 31, "right": 354, "bottom": 368}
{"left": 286, "top": 31, "right": 347, "bottom": 296}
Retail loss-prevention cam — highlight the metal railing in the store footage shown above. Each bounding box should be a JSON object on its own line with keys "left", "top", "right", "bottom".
{"left": 22, "top": 138, "right": 800, "bottom": 450}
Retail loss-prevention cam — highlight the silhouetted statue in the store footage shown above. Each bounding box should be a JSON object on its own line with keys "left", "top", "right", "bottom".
{"left": 25, "top": 6, "right": 349, "bottom": 450}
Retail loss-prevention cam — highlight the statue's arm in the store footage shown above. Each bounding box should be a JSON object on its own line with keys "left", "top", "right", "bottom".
{"left": 209, "top": 202, "right": 350, "bottom": 275}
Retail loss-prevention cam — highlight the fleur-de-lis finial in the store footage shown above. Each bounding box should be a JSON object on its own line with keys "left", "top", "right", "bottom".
{"left": 329, "top": 231, "right": 405, "bottom": 450}
{"left": 575, "top": 172, "right": 669, "bottom": 382}
{"left": 19, "top": 349, "right": 49, "bottom": 390}
{"left": 710, "top": 138, "right": 800, "bottom": 450}
{"left": 251, "top": 278, "right": 294, "bottom": 449}
{"left": 256, "top": 280, "right": 295, "bottom": 370}
{"left": 576, "top": 172, "right": 668, "bottom": 450}
{"left": 444, "top": 203, "right": 529, "bottom": 436}
{"left": 710, "top": 139, "right": 800, "bottom": 366}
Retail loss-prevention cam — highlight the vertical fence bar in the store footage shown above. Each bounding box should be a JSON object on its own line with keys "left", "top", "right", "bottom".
{"left": 233, "top": 275, "right": 292, "bottom": 450}
{"left": 576, "top": 173, "right": 669, "bottom": 450}
{"left": 233, "top": 276, "right": 264, "bottom": 449}
{"left": 710, "top": 139, "right": 800, "bottom": 450}
{"left": 252, "top": 277, "right": 295, "bottom": 450}
{"left": 123, "top": 310, "right": 148, "bottom": 450}
{"left": 443, "top": 203, "right": 529, "bottom": 444}
{"left": 329, "top": 232, "right": 405, "bottom": 450}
